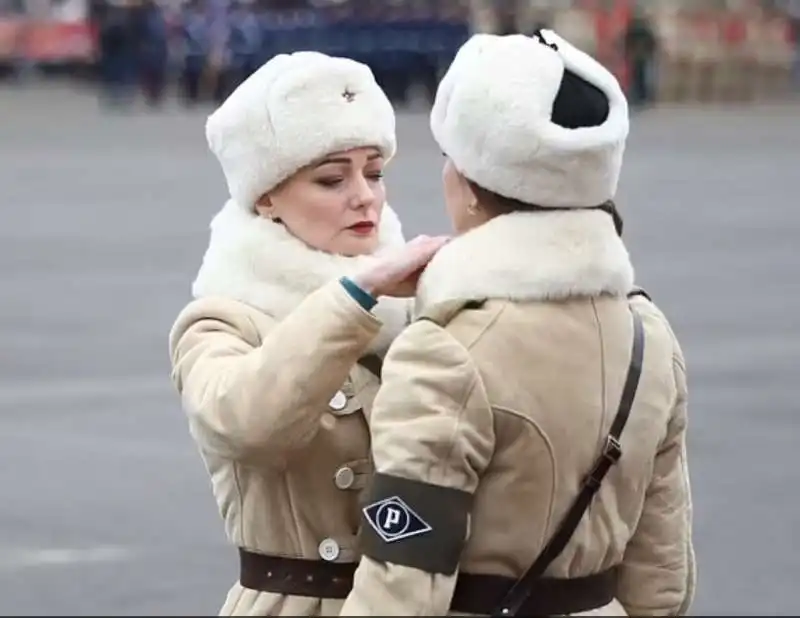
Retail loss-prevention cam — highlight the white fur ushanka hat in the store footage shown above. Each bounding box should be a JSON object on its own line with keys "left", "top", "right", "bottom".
{"left": 430, "top": 31, "right": 630, "bottom": 209}
{"left": 206, "top": 51, "right": 397, "bottom": 210}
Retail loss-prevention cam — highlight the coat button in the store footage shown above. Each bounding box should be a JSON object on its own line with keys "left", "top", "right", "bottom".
{"left": 318, "top": 538, "right": 340, "bottom": 562}
{"left": 334, "top": 466, "right": 355, "bottom": 490}
{"left": 328, "top": 391, "right": 347, "bottom": 412}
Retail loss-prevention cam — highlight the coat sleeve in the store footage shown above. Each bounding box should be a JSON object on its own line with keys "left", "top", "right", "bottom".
{"left": 168, "top": 280, "right": 383, "bottom": 466}
{"left": 617, "top": 328, "right": 696, "bottom": 616}
{"left": 340, "top": 319, "right": 496, "bottom": 616}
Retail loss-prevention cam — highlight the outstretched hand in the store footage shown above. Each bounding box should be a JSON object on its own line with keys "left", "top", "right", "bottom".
{"left": 351, "top": 235, "right": 450, "bottom": 298}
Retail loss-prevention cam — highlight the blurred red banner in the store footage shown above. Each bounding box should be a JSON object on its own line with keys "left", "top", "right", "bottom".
{"left": 22, "top": 20, "right": 95, "bottom": 62}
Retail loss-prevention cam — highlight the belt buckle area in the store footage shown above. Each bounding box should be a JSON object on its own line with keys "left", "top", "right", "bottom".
{"left": 602, "top": 435, "right": 622, "bottom": 464}
{"left": 585, "top": 436, "right": 622, "bottom": 489}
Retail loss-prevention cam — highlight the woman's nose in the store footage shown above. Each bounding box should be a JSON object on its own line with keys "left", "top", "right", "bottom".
{"left": 349, "top": 175, "right": 377, "bottom": 209}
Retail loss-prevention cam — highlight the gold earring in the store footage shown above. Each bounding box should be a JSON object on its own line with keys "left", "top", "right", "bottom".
{"left": 467, "top": 201, "right": 478, "bottom": 215}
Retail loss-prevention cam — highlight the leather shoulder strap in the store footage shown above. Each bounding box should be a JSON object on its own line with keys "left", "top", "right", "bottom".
{"left": 358, "top": 300, "right": 487, "bottom": 379}
{"left": 416, "top": 298, "right": 487, "bottom": 328}
{"left": 627, "top": 286, "right": 652, "bottom": 302}
{"left": 491, "top": 309, "right": 645, "bottom": 617}
{"left": 358, "top": 300, "right": 487, "bottom": 380}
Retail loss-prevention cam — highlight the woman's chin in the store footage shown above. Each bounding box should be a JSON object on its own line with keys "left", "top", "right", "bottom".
{"left": 337, "top": 231, "right": 380, "bottom": 257}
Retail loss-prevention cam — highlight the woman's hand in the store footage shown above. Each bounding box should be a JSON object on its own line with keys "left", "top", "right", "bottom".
{"left": 352, "top": 235, "right": 449, "bottom": 298}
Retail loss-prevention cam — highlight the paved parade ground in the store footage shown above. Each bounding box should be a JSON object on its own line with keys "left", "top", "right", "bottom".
{"left": 0, "top": 82, "right": 798, "bottom": 615}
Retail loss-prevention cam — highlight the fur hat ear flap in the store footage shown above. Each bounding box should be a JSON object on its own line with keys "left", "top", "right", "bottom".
{"left": 551, "top": 69, "right": 610, "bottom": 130}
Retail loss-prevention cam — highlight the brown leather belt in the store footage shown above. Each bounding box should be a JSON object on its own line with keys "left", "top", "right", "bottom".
{"left": 239, "top": 549, "right": 616, "bottom": 615}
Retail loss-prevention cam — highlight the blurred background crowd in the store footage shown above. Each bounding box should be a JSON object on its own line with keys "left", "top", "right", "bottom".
{"left": 0, "top": 0, "right": 798, "bottom": 108}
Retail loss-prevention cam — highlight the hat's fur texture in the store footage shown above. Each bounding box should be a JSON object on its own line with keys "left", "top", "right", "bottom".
{"left": 206, "top": 51, "right": 397, "bottom": 210}
{"left": 430, "top": 32, "right": 629, "bottom": 208}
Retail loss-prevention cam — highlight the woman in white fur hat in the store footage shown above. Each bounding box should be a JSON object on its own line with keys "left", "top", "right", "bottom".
{"left": 168, "top": 51, "right": 447, "bottom": 616}
{"left": 340, "top": 32, "right": 695, "bottom": 616}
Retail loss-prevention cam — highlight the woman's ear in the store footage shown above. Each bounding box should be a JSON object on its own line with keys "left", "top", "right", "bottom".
{"left": 447, "top": 161, "right": 475, "bottom": 207}
{"left": 459, "top": 172, "right": 484, "bottom": 216}
{"left": 254, "top": 194, "right": 276, "bottom": 220}
{"left": 460, "top": 172, "right": 478, "bottom": 209}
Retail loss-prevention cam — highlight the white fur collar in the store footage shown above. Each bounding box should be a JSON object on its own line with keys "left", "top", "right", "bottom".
{"left": 416, "top": 210, "right": 634, "bottom": 314}
{"left": 192, "top": 199, "right": 411, "bottom": 356}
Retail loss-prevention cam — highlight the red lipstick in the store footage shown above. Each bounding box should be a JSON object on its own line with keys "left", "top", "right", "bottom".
{"left": 348, "top": 221, "right": 375, "bottom": 235}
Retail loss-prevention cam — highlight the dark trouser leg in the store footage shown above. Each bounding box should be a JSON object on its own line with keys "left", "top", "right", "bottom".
{"left": 180, "top": 62, "right": 203, "bottom": 105}
{"left": 629, "top": 58, "right": 648, "bottom": 107}
{"left": 141, "top": 63, "right": 166, "bottom": 106}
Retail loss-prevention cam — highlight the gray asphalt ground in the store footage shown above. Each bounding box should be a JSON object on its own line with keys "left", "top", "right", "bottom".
{"left": 0, "top": 81, "right": 798, "bottom": 616}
